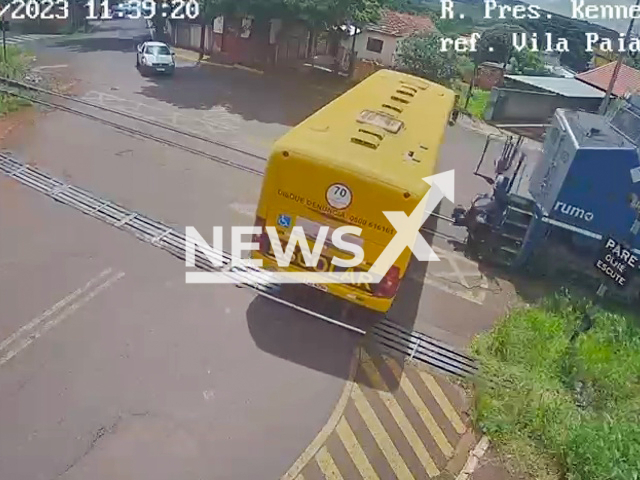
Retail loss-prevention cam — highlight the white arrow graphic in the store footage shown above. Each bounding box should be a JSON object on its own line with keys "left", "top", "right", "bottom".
{"left": 185, "top": 170, "right": 456, "bottom": 285}
{"left": 367, "top": 170, "right": 455, "bottom": 280}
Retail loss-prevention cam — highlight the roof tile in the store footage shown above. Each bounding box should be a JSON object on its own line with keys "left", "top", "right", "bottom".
{"left": 575, "top": 62, "right": 640, "bottom": 97}
{"left": 367, "top": 10, "right": 437, "bottom": 37}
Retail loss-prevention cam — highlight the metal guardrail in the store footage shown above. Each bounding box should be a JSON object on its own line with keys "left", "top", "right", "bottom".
{"left": 0, "top": 153, "right": 479, "bottom": 378}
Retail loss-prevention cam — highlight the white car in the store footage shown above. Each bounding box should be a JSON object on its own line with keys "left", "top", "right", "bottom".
{"left": 110, "top": 3, "right": 126, "bottom": 18}
{"left": 136, "top": 41, "right": 176, "bottom": 76}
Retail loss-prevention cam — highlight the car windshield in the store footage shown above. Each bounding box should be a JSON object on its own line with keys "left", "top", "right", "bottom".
{"left": 147, "top": 45, "right": 170, "bottom": 56}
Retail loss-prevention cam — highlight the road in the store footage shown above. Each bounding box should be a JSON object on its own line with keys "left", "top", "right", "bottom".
{"left": 0, "top": 19, "right": 516, "bottom": 480}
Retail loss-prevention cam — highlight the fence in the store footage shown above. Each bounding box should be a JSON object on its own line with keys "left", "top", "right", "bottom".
{"left": 484, "top": 87, "right": 602, "bottom": 125}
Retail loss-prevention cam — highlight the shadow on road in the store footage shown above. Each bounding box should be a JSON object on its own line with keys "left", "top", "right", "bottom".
{"left": 246, "top": 231, "right": 432, "bottom": 392}
{"left": 139, "top": 63, "right": 344, "bottom": 126}
{"left": 51, "top": 35, "right": 150, "bottom": 54}
{"left": 246, "top": 293, "right": 361, "bottom": 383}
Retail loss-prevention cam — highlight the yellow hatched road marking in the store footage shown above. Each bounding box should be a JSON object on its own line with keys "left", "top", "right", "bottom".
{"left": 316, "top": 446, "right": 344, "bottom": 480}
{"left": 418, "top": 371, "right": 466, "bottom": 434}
{"left": 360, "top": 351, "right": 440, "bottom": 477}
{"left": 386, "top": 357, "right": 454, "bottom": 457}
{"left": 336, "top": 417, "right": 380, "bottom": 480}
{"left": 351, "top": 384, "right": 415, "bottom": 480}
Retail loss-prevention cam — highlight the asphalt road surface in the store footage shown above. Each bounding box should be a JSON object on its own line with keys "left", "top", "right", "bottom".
{"left": 0, "top": 19, "right": 518, "bottom": 480}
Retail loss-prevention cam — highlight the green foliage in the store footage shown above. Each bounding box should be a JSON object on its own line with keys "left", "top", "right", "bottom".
{"left": 385, "top": 0, "right": 432, "bottom": 15}
{"left": 395, "top": 33, "right": 460, "bottom": 87}
{"left": 457, "top": 54, "right": 474, "bottom": 79}
{"left": 508, "top": 47, "right": 548, "bottom": 75}
{"left": 471, "top": 296, "right": 640, "bottom": 480}
{"left": 625, "top": 53, "right": 640, "bottom": 71}
{"left": 473, "top": 23, "right": 525, "bottom": 66}
{"left": 195, "top": 0, "right": 390, "bottom": 28}
{"left": 518, "top": 15, "right": 615, "bottom": 73}
{"left": 453, "top": 81, "right": 490, "bottom": 119}
{"left": 432, "top": 15, "right": 474, "bottom": 36}
{"left": 0, "top": 45, "right": 31, "bottom": 115}
{"left": 294, "top": 0, "right": 393, "bottom": 27}
{"left": 419, "top": 0, "right": 513, "bottom": 28}
{"left": 418, "top": 0, "right": 620, "bottom": 72}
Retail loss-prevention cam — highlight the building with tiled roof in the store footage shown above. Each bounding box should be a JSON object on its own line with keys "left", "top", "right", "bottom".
{"left": 575, "top": 62, "right": 640, "bottom": 98}
{"left": 367, "top": 10, "right": 437, "bottom": 37}
{"left": 340, "top": 10, "right": 438, "bottom": 68}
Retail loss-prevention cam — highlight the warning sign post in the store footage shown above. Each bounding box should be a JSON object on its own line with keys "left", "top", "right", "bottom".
{"left": 594, "top": 237, "right": 638, "bottom": 289}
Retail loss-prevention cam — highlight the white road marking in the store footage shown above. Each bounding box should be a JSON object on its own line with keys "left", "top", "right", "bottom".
{"left": 229, "top": 203, "right": 257, "bottom": 217}
{"left": 0, "top": 268, "right": 112, "bottom": 352}
{"left": 3, "top": 34, "right": 57, "bottom": 45}
{"left": 0, "top": 271, "right": 125, "bottom": 367}
{"left": 216, "top": 206, "right": 491, "bottom": 302}
{"left": 203, "top": 390, "right": 215, "bottom": 401}
{"left": 446, "top": 254, "right": 470, "bottom": 289}
{"left": 80, "top": 90, "right": 240, "bottom": 138}
{"left": 421, "top": 247, "right": 490, "bottom": 304}
{"left": 32, "top": 64, "right": 69, "bottom": 72}
{"left": 422, "top": 277, "right": 484, "bottom": 305}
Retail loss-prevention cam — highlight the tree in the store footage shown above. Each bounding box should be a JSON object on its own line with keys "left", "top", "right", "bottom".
{"left": 473, "top": 23, "right": 525, "bottom": 66}
{"left": 164, "top": 0, "right": 392, "bottom": 64}
{"left": 286, "top": 0, "right": 389, "bottom": 30}
{"left": 508, "top": 47, "right": 548, "bottom": 75}
{"left": 385, "top": 0, "right": 431, "bottom": 15}
{"left": 395, "top": 33, "right": 461, "bottom": 87}
{"left": 625, "top": 51, "right": 640, "bottom": 71}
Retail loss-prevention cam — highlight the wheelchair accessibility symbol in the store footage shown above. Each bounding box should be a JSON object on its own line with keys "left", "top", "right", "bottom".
{"left": 277, "top": 214, "right": 292, "bottom": 228}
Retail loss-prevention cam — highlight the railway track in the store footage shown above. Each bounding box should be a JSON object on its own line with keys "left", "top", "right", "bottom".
{"left": 0, "top": 153, "right": 479, "bottom": 379}
{"left": 0, "top": 77, "right": 264, "bottom": 176}
{"left": 0, "top": 76, "right": 268, "bottom": 163}
{"left": 0, "top": 76, "right": 462, "bottom": 242}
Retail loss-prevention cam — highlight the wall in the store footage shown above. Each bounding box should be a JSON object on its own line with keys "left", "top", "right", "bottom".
{"left": 484, "top": 87, "right": 602, "bottom": 124}
{"left": 168, "top": 17, "right": 278, "bottom": 66}
{"left": 592, "top": 47, "right": 616, "bottom": 68}
{"left": 274, "top": 22, "right": 309, "bottom": 65}
{"left": 167, "top": 20, "right": 220, "bottom": 53}
{"left": 352, "top": 59, "right": 386, "bottom": 82}
{"left": 475, "top": 63, "right": 504, "bottom": 91}
{"left": 342, "top": 31, "right": 398, "bottom": 66}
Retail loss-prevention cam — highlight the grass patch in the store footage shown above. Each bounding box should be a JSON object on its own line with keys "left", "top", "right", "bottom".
{"left": 0, "top": 45, "right": 32, "bottom": 115}
{"left": 470, "top": 294, "right": 640, "bottom": 480}
{"left": 454, "top": 82, "right": 491, "bottom": 120}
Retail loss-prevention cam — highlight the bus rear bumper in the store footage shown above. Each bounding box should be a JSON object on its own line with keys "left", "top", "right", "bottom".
{"left": 253, "top": 254, "right": 394, "bottom": 314}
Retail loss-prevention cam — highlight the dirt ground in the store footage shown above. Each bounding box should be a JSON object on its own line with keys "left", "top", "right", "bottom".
{"left": 472, "top": 447, "right": 531, "bottom": 480}
{"left": 0, "top": 107, "right": 39, "bottom": 144}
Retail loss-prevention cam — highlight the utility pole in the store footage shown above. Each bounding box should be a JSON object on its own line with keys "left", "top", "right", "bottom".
{"left": 1, "top": 20, "right": 5, "bottom": 62}
{"left": 598, "top": 0, "right": 640, "bottom": 115}
{"left": 1, "top": 6, "right": 6, "bottom": 62}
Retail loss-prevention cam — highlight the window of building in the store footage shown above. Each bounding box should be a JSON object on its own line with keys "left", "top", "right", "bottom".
{"left": 366, "top": 37, "right": 384, "bottom": 53}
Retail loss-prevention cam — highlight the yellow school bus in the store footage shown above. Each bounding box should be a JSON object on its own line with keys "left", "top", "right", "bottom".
{"left": 251, "top": 69, "right": 457, "bottom": 313}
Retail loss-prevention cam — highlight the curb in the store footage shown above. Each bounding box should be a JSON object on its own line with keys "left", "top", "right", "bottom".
{"left": 456, "top": 435, "right": 490, "bottom": 480}
{"left": 172, "top": 49, "right": 264, "bottom": 75}
{"left": 280, "top": 347, "right": 360, "bottom": 479}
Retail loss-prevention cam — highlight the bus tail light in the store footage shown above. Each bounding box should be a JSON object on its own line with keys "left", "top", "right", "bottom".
{"left": 252, "top": 216, "right": 269, "bottom": 253}
{"left": 373, "top": 266, "right": 401, "bottom": 298}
